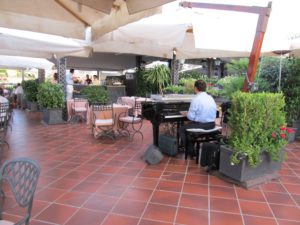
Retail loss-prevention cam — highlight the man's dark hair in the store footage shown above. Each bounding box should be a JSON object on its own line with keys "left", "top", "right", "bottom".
{"left": 70, "top": 68, "right": 74, "bottom": 73}
{"left": 194, "top": 80, "right": 206, "bottom": 92}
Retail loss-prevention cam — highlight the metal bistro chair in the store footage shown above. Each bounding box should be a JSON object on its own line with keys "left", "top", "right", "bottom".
{"left": 0, "top": 158, "right": 40, "bottom": 225}
{"left": 0, "top": 106, "right": 9, "bottom": 149}
{"left": 118, "top": 98, "right": 143, "bottom": 141}
{"left": 71, "top": 98, "right": 88, "bottom": 123}
{"left": 91, "top": 103, "right": 116, "bottom": 140}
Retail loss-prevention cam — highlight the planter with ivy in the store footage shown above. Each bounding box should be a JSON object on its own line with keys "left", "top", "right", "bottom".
{"left": 219, "top": 92, "right": 292, "bottom": 187}
{"left": 37, "top": 82, "right": 65, "bottom": 124}
{"left": 22, "top": 80, "right": 39, "bottom": 111}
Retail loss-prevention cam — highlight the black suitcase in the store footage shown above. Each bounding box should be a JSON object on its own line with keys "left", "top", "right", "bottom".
{"left": 200, "top": 142, "right": 220, "bottom": 171}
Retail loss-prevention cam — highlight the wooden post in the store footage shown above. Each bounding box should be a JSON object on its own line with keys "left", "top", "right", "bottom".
{"left": 180, "top": 1, "right": 272, "bottom": 92}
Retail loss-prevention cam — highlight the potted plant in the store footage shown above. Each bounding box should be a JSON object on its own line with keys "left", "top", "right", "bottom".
{"left": 219, "top": 92, "right": 293, "bottom": 185}
{"left": 143, "top": 65, "right": 170, "bottom": 95}
{"left": 163, "top": 85, "right": 184, "bottom": 94}
{"left": 22, "top": 80, "right": 39, "bottom": 111}
{"left": 37, "top": 82, "right": 65, "bottom": 124}
{"left": 80, "top": 86, "right": 108, "bottom": 104}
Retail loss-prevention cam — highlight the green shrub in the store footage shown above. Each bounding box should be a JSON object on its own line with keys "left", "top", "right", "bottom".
{"left": 228, "top": 92, "right": 286, "bottom": 167}
{"left": 143, "top": 65, "right": 170, "bottom": 95}
{"left": 163, "top": 85, "right": 184, "bottom": 94}
{"left": 135, "top": 69, "right": 158, "bottom": 97}
{"left": 22, "top": 79, "right": 39, "bottom": 102}
{"left": 37, "top": 82, "right": 65, "bottom": 109}
{"left": 217, "top": 76, "right": 244, "bottom": 98}
{"left": 81, "top": 86, "right": 108, "bottom": 104}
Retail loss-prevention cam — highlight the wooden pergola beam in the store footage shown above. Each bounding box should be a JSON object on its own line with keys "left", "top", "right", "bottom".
{"left": 180, "top": 1, "right": 272, "bottom": 92}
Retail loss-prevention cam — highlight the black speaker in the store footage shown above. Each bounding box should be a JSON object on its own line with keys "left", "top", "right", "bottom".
{"left": 142, "top": 145, "right": 163, "bottom": 165}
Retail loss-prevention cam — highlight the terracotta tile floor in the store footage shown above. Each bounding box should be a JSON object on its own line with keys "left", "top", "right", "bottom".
{"left": 1, "top": 109, "right": 300, "bottom": 225}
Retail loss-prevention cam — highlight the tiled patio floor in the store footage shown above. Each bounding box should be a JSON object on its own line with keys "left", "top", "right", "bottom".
{"left": 1, "top": 109, "right": 300, "bottom": 225}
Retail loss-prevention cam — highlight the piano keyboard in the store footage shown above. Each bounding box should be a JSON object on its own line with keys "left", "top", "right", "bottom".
{"left": 164, "top": 114, "right": 186, "bottom": 119}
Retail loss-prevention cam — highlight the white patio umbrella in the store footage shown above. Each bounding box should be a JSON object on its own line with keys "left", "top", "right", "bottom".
{"left": 0, "top": 27, "right": 92, "bottom": 58}
{"left": 92, "top": 4, "right": 256, "bottom": 59}
{"left": 0, "top": 0, "right": 175, "bottom": 41}
{"left": 93, "top": 0, "right": 300, "bottom": 59}
{"left": 0, "top": 55, "right": 54, "bottom": 70}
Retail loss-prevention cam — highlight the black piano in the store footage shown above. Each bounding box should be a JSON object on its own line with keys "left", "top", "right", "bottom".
{"left": 142, "top": 100, "right": 191, "bottom": 146}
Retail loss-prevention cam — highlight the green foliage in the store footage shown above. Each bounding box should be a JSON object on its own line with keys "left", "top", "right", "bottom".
{"left": 226, "top": 58, "right": 249, "bottom": 75}
{"left": 163, "top": 85, "right": 184, "bottom": 94}
{"left": 258, "top": 56, "right": 300, "bottom": 125}
{"left": 135, "top": 69, "right": 157, "bottom": 97}
{"left": 228, "top": 92, "right": 286, "bottom": 167}
{"left": 217, "top": 76, "right": 244, "bottom": 98}
{"left": 180, "top": 78, "right": 196, "bottom": 94}
{"left": 179, "top": 71, "right": 204, "bottom": 80}
{"left": 280, "top": 57, "right": 300, "bottom": 125}
{"left": 22, "top": 79, "right": 39, "bottom": 102}
{"left": 81, "top": 86, "right": 108, "bottom": 104}
{"left": 143, "top": 65, "right": 170, "bottom": 95}
{"left": 37, "top": 82, "right": 65, "bottom": 109}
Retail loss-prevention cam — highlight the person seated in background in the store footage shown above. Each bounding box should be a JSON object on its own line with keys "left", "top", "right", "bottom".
{"left": 85, "top": 74, "right": 92, "bottom": 85}
{"left": 179, "top": 80, "right": 217, "bottom": 156}
{"left": 51, "top": 72, "right": 58, "bottom": 84}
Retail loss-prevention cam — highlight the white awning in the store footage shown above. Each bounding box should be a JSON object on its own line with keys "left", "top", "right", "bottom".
{"left": 0, "top": 55, "right": 54, "bottom": 70}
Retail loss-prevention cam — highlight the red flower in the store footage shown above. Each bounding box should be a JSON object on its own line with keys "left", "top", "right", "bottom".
{"left": 272, "top": 132, "right": 276, "bottom": 138}
{"left": 287, "top": 128, "right": 294, "bottom": 134}
{"left": 280, "top": 133, "right": 286, "bottom": 139}
{"left": 280, "top": 126, "right": 286, "bottom": 131}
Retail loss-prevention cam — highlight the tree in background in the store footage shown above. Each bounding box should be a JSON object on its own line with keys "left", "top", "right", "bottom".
{"left": 226, "top": 58, "right": 249, "bottom": 76}
{"left": 143, "top": 65, "right": 170, "bottom": 95}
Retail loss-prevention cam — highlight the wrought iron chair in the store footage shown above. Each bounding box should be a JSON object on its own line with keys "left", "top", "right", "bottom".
{"left": 91, "top": 103, "right": 116, "bottom": 140}
{"left": 70, "top": 98, "right": 88, "bottom": 123}
{"left": 118, "top": 98, "right": 143, "bottom": 141}
{"left": 0, "top": 158, "right": 40, "bottom": 225}
{"left": 0, "top": 106, "right": 9, "bottom": 149}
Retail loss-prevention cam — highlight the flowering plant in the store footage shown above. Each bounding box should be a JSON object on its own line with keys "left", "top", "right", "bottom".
{"left": 271, "top": 126, "right": 294, "bottom": 144}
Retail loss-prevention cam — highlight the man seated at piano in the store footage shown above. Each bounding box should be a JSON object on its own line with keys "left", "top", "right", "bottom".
{"left": 179, "top": 79, "right": 217, "bottom": 157}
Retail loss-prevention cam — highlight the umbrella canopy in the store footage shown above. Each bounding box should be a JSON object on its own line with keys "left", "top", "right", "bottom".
{"left": 0, "top": 55, "right": 54, "bottom": 70}
{"left": 0, "top": 0, "right": 175, "bottom": 40}
{"left": 93, "top": 0, "right": 300, "bottom": 59}
{"left": 0, "top": 27, "right": 92, "bottom": 58}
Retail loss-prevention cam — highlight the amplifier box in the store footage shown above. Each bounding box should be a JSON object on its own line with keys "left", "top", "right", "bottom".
{"left": 158, "top": 135, "right": 178, "bottom": 156}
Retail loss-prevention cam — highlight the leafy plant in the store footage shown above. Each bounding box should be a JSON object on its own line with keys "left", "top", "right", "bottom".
{"left": 228, "top": 92, "right": 287, "bottom": 167}
{"left": 179, "top": 71, "right": 204, "bottom": 80}
{"left": 37, "top": 82, "right": 65, "bottom": 109}
{"left": 22, "top": 79, "right": 39, "bottom": 102}
{"left": 281, "top": 57, "right": 300, "bottom": 125}
{"left": 143, "top": 65, "right": 170, "bottom": 95}
{"left": 226, "top": 58, "right": 249, "bottom": 75}
{"left": 135, "top": 69, "right": 157, "bottom": 97}
{"left": 81, "top": 86, "right": 108, "bottom": 104}
{"left": 163, "top": 85, "right": 184, "bottom": 94}
{"left": 217, "top": 76, "right": 244, "bottom": 98}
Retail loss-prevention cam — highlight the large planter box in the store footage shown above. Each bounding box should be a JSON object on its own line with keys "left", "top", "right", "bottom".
{"left": 293, "top": 120, "right": 300, "bottom": 138}
{"left": 219, "top": 145, "right": 283, "bottom": 182}
{"left": 42, "top": 109, "right": 64, "bottom": 125}
{"left": 27, "top": 101, "right": 38, "bottom": 111}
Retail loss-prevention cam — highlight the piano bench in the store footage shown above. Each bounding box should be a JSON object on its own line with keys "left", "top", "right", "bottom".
{"left": 185, "top": 126, "right": 223, "bottom": 164}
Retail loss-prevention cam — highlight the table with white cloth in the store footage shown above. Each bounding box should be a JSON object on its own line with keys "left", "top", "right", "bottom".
{"left": 87, "top": 103, "right": 131, "bottom": 132}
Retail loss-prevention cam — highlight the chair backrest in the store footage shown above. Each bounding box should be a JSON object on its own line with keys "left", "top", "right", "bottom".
{"left": 0, "top": 158, "right": 40, "bottom": 224}
{"left": 133, "top": 98, "right": 142, "bottom": 117}
{"left": 73, "top": 98, "right": 88, "bottom": 109}
{"left": 91, "top": 103, "right": 114, "bottom": 121}
{"left": 0, "top": 105, "right": 9, "bottom": 133}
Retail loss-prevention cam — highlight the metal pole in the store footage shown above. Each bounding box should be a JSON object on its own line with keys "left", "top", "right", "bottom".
{"left": 278, "top": 54, "right": 283, "bottom": 92}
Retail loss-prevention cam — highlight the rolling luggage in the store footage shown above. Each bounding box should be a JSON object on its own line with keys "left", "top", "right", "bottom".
{"left": 200, "top": 142, "right": 220, "bottom": 171}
